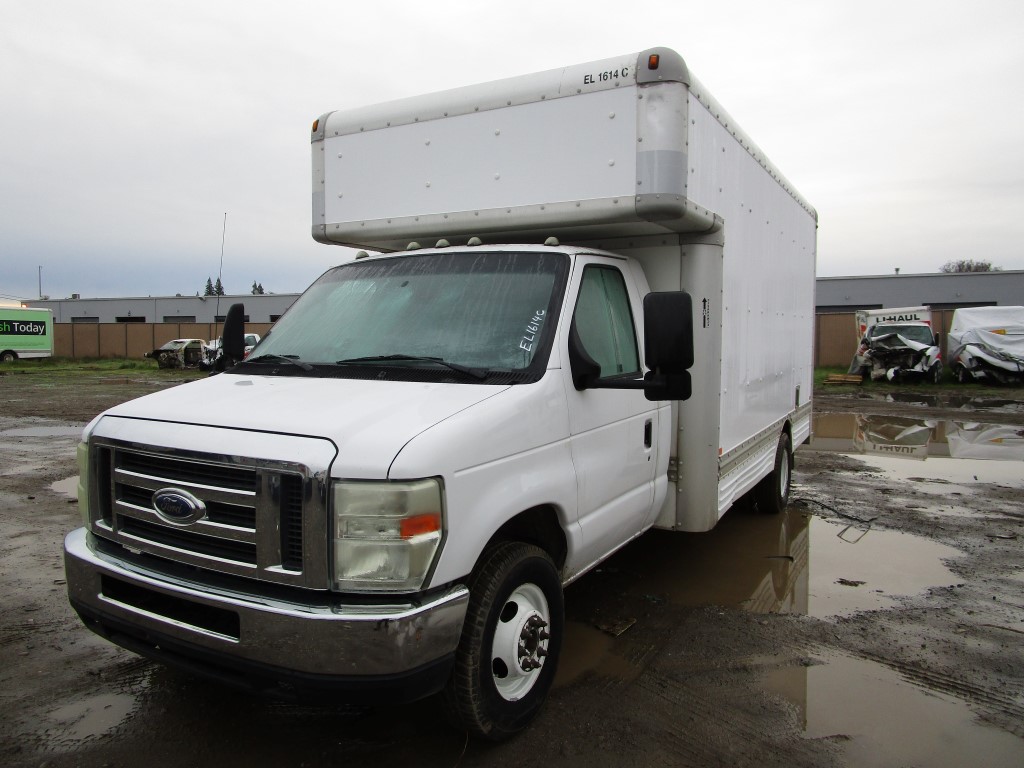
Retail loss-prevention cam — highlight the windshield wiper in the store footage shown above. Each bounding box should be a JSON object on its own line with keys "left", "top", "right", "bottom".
{"left": 335, "top": 354, "right": 488, "bottom": 380}
{"left": 242, "top": 354, "right": 314, "bottom": 371}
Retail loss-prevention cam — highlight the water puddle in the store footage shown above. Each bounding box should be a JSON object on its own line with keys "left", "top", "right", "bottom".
{"left": 46, "top": 692, "right": 137, "bottom": 743}
{"left": 847, "top": 392, "right": 1024, "bottom": 414}
{"left": 51, "top": 475, "right": 79, "bottom": 499}
{"left": 805, "top": 516, "right": 959, "bottom": 617}
{"left": 761, "top": 651, "right": 1024, "bottom": 767}
{"left": 812, "top": 412, "right": 1024, "bottom": 464}
{"left": 567, "top": 503, "right": 959, "bottom": 627}
{"left": 555, "top": 622, "right": 623, "bottom": 689}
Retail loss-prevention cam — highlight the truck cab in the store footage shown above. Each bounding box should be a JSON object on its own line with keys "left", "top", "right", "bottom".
{"left": 856, "top": 322, "right": 941, "bottom": 382}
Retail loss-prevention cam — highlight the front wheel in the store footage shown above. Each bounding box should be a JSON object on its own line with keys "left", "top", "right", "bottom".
{"left": 755, "top": 431, "right": 793, "bottom": 514}
{"left": 0, "top": 351, "right": 16, "bottom": 363}
{"left": 443, "top": 542, "right": 563, "bottom": 740}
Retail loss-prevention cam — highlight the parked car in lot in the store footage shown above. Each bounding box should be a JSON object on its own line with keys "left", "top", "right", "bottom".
{"left": 201, "top": 334, "right": 261, "bottom": 370}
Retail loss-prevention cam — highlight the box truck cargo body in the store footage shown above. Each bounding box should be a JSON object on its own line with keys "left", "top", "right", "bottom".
{"left": 0, "top": 307, "right": 53, "bottom": 361}
{"left": 64, "top": 48, "right": 817, "bottom": 739}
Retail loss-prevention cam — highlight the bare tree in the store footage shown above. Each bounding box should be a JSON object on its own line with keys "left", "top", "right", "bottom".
{"left": 940, "top": 259, "right": 1001, "bottom": 273}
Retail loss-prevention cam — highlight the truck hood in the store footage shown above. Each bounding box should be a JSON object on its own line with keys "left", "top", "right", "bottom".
{"left": 94, "top": 373, "right": 509, "bottom": 478}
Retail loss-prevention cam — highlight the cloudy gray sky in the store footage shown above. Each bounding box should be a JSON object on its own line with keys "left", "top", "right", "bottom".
{"left": 3, "top": 0, "right": 1023, "bottom": 303}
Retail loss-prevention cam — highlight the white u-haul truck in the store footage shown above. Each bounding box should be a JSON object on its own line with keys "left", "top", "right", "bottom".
{"left": 65, "top": 48, "right": 816, "bottom": 739}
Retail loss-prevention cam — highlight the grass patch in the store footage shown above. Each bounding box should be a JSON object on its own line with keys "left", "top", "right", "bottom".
{"left": 0, "top": 357, "right": 204, "bottom": 382}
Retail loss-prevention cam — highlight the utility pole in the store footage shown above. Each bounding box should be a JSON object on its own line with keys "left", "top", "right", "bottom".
{"left": 38, "top": 266, "right": 42, "bottom": 299}
{"left": 215, "top": 212, "right": 227, "bottom": 324}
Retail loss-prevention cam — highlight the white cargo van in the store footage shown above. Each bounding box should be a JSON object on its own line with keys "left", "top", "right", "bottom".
{"left": 64, "top": 47, "right": 816, "bottom": 739}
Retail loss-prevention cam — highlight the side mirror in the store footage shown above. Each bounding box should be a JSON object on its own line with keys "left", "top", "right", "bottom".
{"left": 214, "top": 303, "right": 246, "bottom": 371}
{"left": 566, "top": 291, "right": 695, "bottom": 401}
{"left": 642, "top": 292, "right": 693, "bottom": 401}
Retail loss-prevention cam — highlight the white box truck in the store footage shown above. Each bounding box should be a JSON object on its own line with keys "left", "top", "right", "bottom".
{"left": 64, "top": 47, "right": 816, "bottom": 739}
{"left": 850, "top": 306, "right": 941, "bottom": 382}
{"left": 0, "top": 306, "right": 54, "bottom": 362}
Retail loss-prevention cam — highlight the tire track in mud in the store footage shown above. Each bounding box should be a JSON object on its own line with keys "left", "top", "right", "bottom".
{"left": 630, "top": 662, "right": 838, "bottom": 768}
{"left": 858, "top": 650, "right": 1024, "bottom": 738}
{"left": 574, "top": 599, "right": 840, "bottom": 767}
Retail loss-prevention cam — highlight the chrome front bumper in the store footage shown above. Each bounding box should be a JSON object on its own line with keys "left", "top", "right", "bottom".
{"left": 64, "top": 528, "right": 468, "bottom": 691}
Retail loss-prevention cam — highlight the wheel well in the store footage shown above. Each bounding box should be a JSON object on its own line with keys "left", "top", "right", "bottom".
{"left": 487, "top": 506, "right": 567, "bottom": 571}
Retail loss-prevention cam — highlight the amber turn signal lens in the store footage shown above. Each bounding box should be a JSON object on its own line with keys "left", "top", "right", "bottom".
{"left": 400, "top": 513, "right": 441, "bottom": 538}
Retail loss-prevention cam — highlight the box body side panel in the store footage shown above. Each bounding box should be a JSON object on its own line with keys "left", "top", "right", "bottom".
{"left": 687, "top": 92, "right": 816, "bottom": 460}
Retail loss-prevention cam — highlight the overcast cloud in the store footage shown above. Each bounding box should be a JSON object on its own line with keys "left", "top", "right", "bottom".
{"left": 2, "top": 0, "right": 1022, "bottom": 302}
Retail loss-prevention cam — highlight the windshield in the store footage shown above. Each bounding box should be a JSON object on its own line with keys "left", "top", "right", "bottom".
{"left": 869, "top": 324, "right": 934, "bottom": 346}
{"left": 245, "top": 250, "right": 568, "bottom": 382}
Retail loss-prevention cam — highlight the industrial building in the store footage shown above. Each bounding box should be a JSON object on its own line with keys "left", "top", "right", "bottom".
{"left": 27, "top": 270, "right": 1024, "bottom": 322}
{"left": 20, "top": 270, "right": 1024, "bottom": 367}
{"left": 27, "top": 293, "right": 297, "bottom": 324}
{"left": 816, "top": 270, "right": 1024, "bottom": 313}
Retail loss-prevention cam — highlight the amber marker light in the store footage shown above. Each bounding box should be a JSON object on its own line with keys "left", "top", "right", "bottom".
{"left": 312, "top": 118, "right": 320, "bottom": 132}
{"left": 648, "top": 54, "right": 660, "bottom": 70}
{"left": 401, "top": 513, "right": 442, "bottom": 539}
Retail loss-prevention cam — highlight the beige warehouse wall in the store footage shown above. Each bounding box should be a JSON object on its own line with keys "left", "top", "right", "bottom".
{"left": 47, "top": 311, "right": 961, "bottom": 367}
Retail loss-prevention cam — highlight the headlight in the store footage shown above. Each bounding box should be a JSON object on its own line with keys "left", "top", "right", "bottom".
{"left": 331, "top": 478, "right": 444, "bottom": 592}
{"left": 77, "top": 441, "right": 89, "bottom": 525}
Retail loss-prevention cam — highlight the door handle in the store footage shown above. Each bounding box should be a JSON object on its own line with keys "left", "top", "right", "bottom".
{"left": 644, "top": 419, "right": 653, "bottom": 448}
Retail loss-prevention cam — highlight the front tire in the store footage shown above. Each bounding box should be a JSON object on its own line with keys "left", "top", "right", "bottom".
{"left": 0, "top": 351, "right": 16, "bottom": 363}
{"left": 443, "top": 542, "right": 563, "bottom": 740}
{"left": 755, "top": 431, "right": 793, "bottom": 515}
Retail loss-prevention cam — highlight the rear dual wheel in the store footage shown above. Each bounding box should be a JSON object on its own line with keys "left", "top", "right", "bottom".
{"left": 755, "top": 431, "right": 793, "bottom": 515}
{"left": 444, "top": 542, "right": 563, "bottom": 741}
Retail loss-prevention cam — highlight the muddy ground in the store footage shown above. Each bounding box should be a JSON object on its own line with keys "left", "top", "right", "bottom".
{"left": 1, "top": 371, "right": 1022, "bottom": 767}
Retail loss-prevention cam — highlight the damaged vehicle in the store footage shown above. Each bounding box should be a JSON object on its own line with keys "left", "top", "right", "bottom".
{"left": 851, "top": 322, "right": 942, "bottom": 383}
{"left": 144, "top": 338, "right": 207, "bottom": 369}
{"left": 199, "top": 333, "right": 261, "bottom": 371}
{"left": 948, "top": 306, "right": 1024, "bottom": 385}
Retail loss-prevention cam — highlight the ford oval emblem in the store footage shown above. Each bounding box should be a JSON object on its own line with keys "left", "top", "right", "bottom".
{"left": 152, "top": 488, "right": 207, "bottom": 525}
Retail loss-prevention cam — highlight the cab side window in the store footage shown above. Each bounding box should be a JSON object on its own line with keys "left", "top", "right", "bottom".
{"left": 573, "top": 266, "right": 640, "bottom": 378}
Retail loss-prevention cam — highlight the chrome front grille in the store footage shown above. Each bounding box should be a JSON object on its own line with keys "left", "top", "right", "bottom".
{"left": 87, "top": 438, "right": 328, "bottom": 589}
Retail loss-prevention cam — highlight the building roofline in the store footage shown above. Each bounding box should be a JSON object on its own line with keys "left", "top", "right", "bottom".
{"left": 817, "top": 270, "right": 1024, "bottom": 281}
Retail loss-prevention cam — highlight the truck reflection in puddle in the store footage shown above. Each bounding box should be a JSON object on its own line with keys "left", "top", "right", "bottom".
{"left": 813, "top": 412, "right": 1024, "bottom": 463}
{"left": 562, "top": 500, "right": 958, "bottom": 649}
